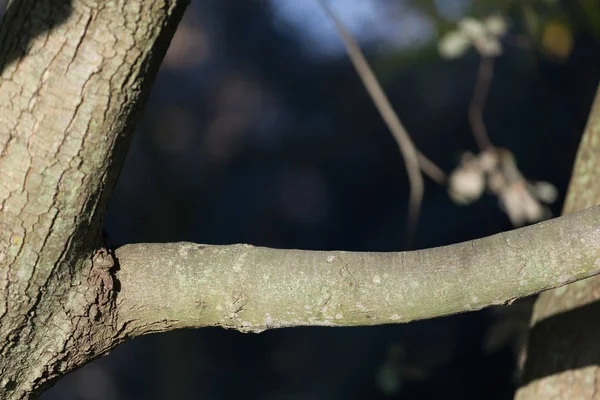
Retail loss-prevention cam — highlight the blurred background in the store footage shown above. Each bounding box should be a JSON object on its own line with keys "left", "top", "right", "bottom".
{"left": 39, "top": 0, "right": 600, "bottom": 399}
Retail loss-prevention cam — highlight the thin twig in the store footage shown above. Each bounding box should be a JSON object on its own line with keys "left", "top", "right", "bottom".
{"left": 318, "top": 0, "right": 446, "bottom": 243}
{"left": 469, "top": 56, "right": 495, "bottom": 151}
{"left": 417, "top": 153, "right": 446, "bottom": 185}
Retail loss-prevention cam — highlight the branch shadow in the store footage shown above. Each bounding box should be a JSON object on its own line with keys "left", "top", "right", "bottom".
{"left": 520, "top": 300, "right": 600, "bottom": 386}
{"left": 0, "top": 0, "right": 72, "bottom": 75}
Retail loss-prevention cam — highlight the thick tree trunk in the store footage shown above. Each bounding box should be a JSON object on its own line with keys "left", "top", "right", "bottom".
{"left": 516, "top": 85, "right": 600, "bottom": 399}
{"left": 0, "top": 1, "right": 188, "bottom": 398}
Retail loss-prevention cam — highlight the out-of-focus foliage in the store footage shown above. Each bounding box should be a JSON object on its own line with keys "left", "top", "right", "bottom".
{"left": 540, "top": 20, "right": 573, "bottom": 59}
{"left": 365, "top": 0, "right": 600, "bottom": 86}
{"left": 438, "top": 15, "right": 508, "bottom": 59}
{"left": 448, "top": 149, "right": 557, "bottom": 226}
{"left": 408, "top": 0, "right": 600, "bottom": 62}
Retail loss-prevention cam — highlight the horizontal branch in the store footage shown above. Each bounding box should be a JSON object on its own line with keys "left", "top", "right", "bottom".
{"left": 114, "top": 206, "right": 600, "bottom": 335}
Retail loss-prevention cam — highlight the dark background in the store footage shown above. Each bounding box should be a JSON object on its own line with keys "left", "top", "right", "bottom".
{"left": 39, "top": 0, "right": 600, "bottom": 399}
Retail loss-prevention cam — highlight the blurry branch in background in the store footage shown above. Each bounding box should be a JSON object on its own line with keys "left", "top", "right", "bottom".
{"left": 439, "top": 15, "right": 559, "bottom": 227}
{"left": 438, "top": 15, "right": 508, "bottom": 151}
{"left": 318, "top": 3, "right": 560, "bottom": 233}
{"left": 469, "top": 56, "right": 495, "bottom": 150}
{"left": 317, "top": 0, "right": 446, "bottom": 245}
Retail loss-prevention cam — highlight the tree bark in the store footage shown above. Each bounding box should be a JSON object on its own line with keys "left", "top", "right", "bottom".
{"left": 112, "top": 209, "right": 600, "bottom": 335}
{"left": 516, "top": 84, "right": 600, "bottom": 399}
{"left": 0, "top": 1, "right": 599, "bottom": 400}
{"left": 0, "top": 1, "right": 188, "bottom": 398}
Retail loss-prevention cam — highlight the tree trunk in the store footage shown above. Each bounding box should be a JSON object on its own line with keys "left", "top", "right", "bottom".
{"left": 516, "top": 84, "right": 600, "bottom": 399}
{"left": 0, "top": 1, "right": 188, "bottom": 398}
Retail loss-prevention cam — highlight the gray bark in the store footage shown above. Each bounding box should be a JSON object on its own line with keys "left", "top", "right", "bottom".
{"left": 114, "top": 211, "right": 600, "bottom": 335}
{"left": 0, "top": 1, "right": 598, "bottom": 399}
{"left": 516, "top": 84, "right": 600, "bottom": 399}
{"left": 0, "top": 1, "right": 188, "bottom": 398}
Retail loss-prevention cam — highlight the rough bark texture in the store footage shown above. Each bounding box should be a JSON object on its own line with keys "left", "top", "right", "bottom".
{"left": 112, "top": 208, "right": 600, "bottom": 335}
{"left": 0, "top": 1, "right": 599, "bottom": 399}
{"left": 516, "top": 84, "right": 600, "bottom": 399}
{"left": 0, "top": 1, "right": 188, "bottom": 399}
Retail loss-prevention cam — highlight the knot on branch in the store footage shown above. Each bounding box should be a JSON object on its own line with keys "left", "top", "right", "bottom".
{"left": 88, "top": 248, "right": 116, "bottom": 307}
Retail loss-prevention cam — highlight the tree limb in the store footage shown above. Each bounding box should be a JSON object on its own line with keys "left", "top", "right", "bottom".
{"left": 114, "top": 205, "right": 600, "bottom": 336}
